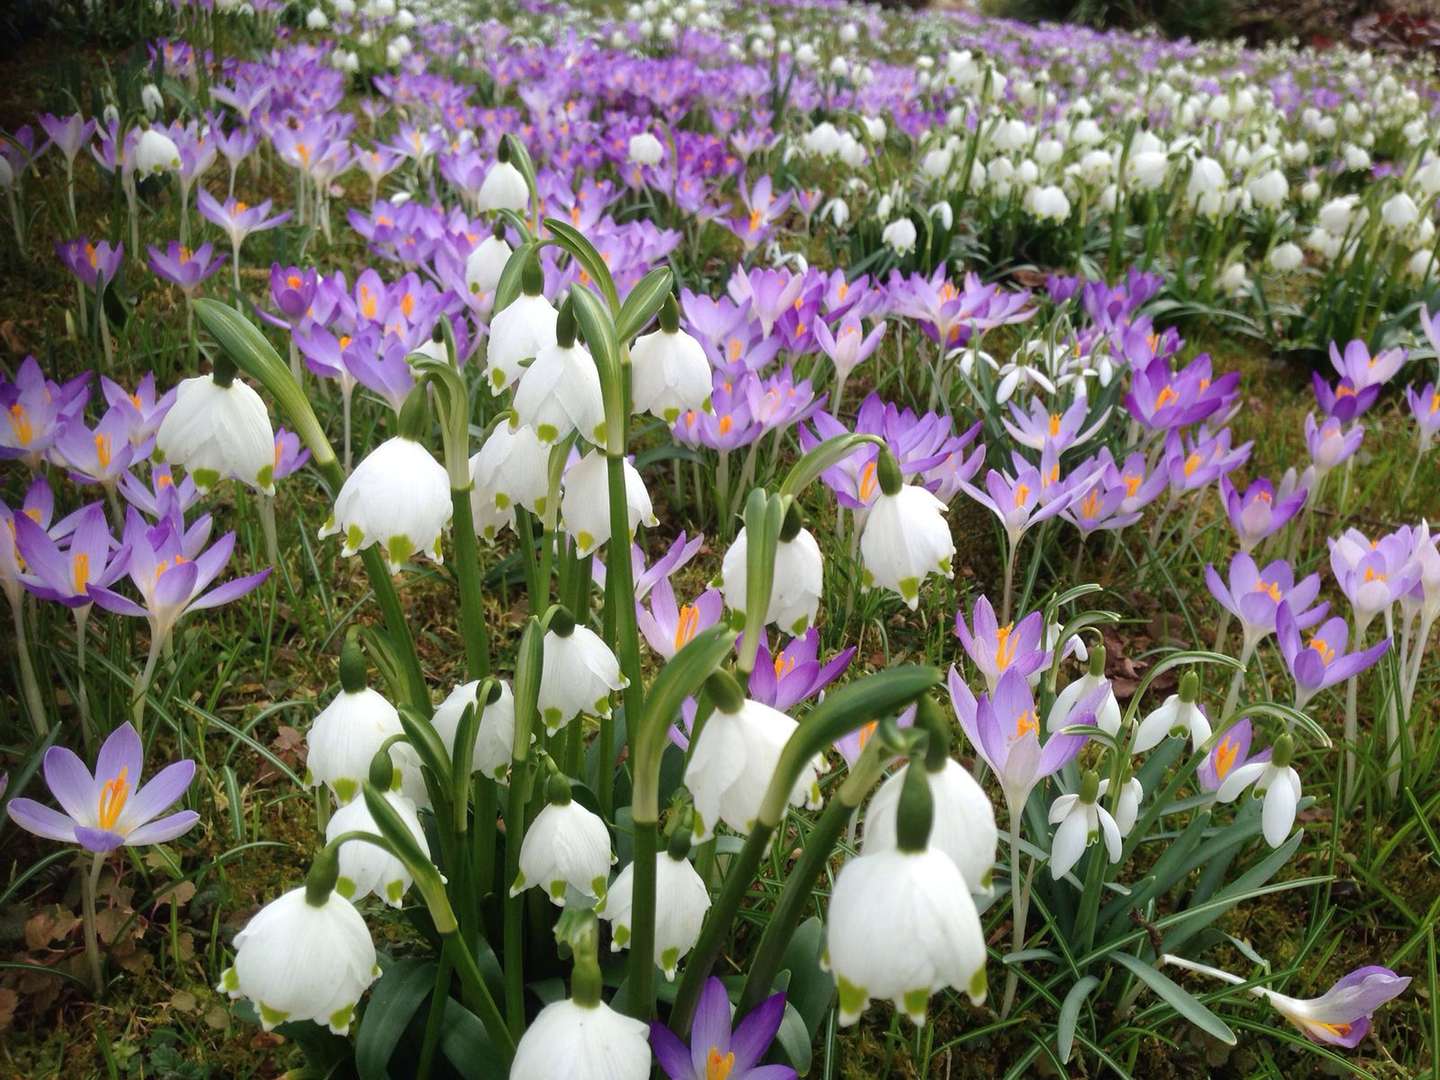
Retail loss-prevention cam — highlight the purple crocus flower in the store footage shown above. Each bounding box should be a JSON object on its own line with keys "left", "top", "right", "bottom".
{"left": 102, "top": 373, "right": 175, "bottom": 450}
{"left": 90, "top": 508, "right": 271, "bottom": 647}
{"left": 1220, "top": 476, "right": 1307, "bottom": 552}
{"left": 1, "top": 357, "right": 88, "bottom": 467}
{"left": 637, "top": 578, "right": 724, "bottom": 660}
{"left": 1406, "top": 383, "right": 1440, "bottom": 451}
{"left": 1328, "top": 339, "right": 1406, "bottom": 393}
{"left": 1061, "top": 454, "right": 1143, "bottom": 536}
{"left": 1197, "top": 718, "right": 1270, "bottom": 792}
{"left": 56, "top": 237, "right": 124, "bottom": 292}
{"left": 835, "top": 703, "right": 914, "bottom": 769}
{"left": 6, "top": 723, "right": 198, "bottom": 851}
{"left": 272, "top": 428, "right": 310, "bottom": 481}
{"left": 1205, "top": 553, "right": 1325, "bottom": 650}
{"left": 748, "top": 627, "right": 854, "bottom": 711}
{"left": 954, "top": 595, "right": 1048, "bottom": 692}
{"left": 1259, "top": 966, "right": 1410, "bottom": 1048}
{"left": 812, "top": 312, "right": 886, "bottom": 391}
{"left": 197, "top": 191, "right": 291, "bottom": 252}
{"left": 1002, "top": 396, "right": 1096, "bottom": 453}
{"left": 147, "top": 241, "right": 226, "bottom": 297}
{"left": 12, "top": 503, "right": 128, "bottom": 608}
{"left": 632, "top": 531, "right": 706, "bottom": 601}
{"left": 118, "top": 464, "right": 199, "bottom": 521}
{"left": 728, "top": 267, "right": 803, "bottom": 340}
{"left": 650, "top": 976, "right": 795, "bottom": 1080}
{"left": 264, "top": 264, "right": 319, "bottom": 329}
{"left": 1303, "top": 413, "right": 1363, "bottom": 477}
{"left": 1163, "top": 426, "right": 1251, "bottom": 493}
{"left": 1310, "top": 372, "right": 1377, "bottom": 422}
{"left": 960, "top": 463, "right": 1082, "bottom": 549}
{"left": 1276, "top": 601, "right": 1390, "bottom": 710}
{"left": 950, "top": 665, "right": 1093, "bottom": 812}
{"left": 53, "top": 405, "right": 137, "bottom": 491}
{"left": 38, "top": 112, "right": 97, "bottom": 165}
{"left": 1124, "top": 354, "right": 1238, "bottom": 431}
{"left": 1329, "top": 527, "right": 1420, "bottom": 629}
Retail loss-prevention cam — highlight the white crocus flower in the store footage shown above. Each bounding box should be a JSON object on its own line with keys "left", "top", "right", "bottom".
{"left": 135, "top": 127, "right": 180, "bottom": 175}
{"left": 1215, "top": 734, "right": 1300, "bottom": 849}
{"left": 319, "top": 436, "right": 452, "bottom": 573}
{"left": 537, "top": 619, "right": 627, "bottom": 734}
{"left": 559, "top": 450, "right": 656, "bottom": 557}
{"left": 629, "top": 305, "right": 712, "bottom": 422}
{"left": 1047, "top": 772, "right": 1122, "bottom": 880}
{"left": 156, "top": 372, "right": 275, "bottom": 494}
{"left": 216, "top": 887, "right": 379, "bottom": 1033}
{"left": 512, "top": 781, "right": 614, "bottom": 905}
{"left": 863, "top": 758, "right": 997, "bottom": 896}
{"left": 326, "top": 790, "right": 430, "bottom": 906}
{"left": 685, "top": 694, "right": 822, "bottom": 841}
{"left": 476, "top": 159, "right": 529, "bottom": 213}
{"left": 600, "top": 848, "right": 710, "bottom": 979}
{"left": 860, "top": 462, "right": 953, "bottom": 610}
{"left": 510, "top": 999, "right": 650, "bottom": 1080}
{"left": 513, "top": 332, "right": 605, "bottom": 445}
{"left": 430, "top": 680, "right": 517, "bottom": 781}
{"left": 719, "top": 525, "right": 823, "bottom": 635}
{"left": 468, "top": 422, "right": 550, "bottom": 541}
{"left": 1132, "top": 673, "right": 1210, "bottom": 753}
{"left": 486, "top": 275, "right": 558, "bottom": 392}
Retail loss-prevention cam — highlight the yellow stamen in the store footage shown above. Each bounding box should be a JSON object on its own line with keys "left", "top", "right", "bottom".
{"left": 1014, "top": 482, "right": 1030, "bottom": 507}
{"left": 718, "top": 415, "right": 734, "bottom": 435}
{"left": 1123, "top": 473, "right": 1143, "bottom": 497}
{"left": 858, "top": 460, "right": 878, "bottom": 502}
{"left": 1048, "top": 413, "right": 1061, "bottom": 437}
{"left": 995, "top": 624, "right": 1016, "bottom": 670}
{"left": 707, "top": 1048, "right": 735, "bottom": 1080}
{"left": 72, "top": 552, "right": 90, "bottom": 593}
{"left": 1213, "top": 736, "right": 1239, "bottom": 780}
{"left": 1155, "top": 385, "right": 1179, "bottom": 409}
{"left": 1308, "top": 636, "right": 1335, "bottom": 665}
{"left": 94, "top": 433, "right": 112, "bottom": 471}
{"left": 673, "top": 605, "right": 700, "bottom": 652}
{"left": 96, "top": 767, "right": 130, "bottom": 831}
{"left": 1183, "top": 452, "right": 1202, "bottom": 479}
{"left": 1014, "top": 709, "right": 1039, "bottom": 739}
{"left": 8, "top": 403, "right": 33, "bottom": 446}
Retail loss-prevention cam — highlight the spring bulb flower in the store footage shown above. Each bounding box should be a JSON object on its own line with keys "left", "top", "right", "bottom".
{"left": 325, "top": 789, "right": 430, "bottom": 906}
{"left": 859, "top": 452, "right": 953, "bottom": 610}
{"left": 1047, "top": 771, "right": 1123, "bottom": 880}
{"left": 1215, "top": 733, "right": 1301, "bottom": 848}
{"left": 720, "top": 524, "right": 823, "bottom": 636}
{"left": 863, "top": 756, "right": 997, "bottom": 896}
{"left": 468, "top": 420, "right": 550, "bottom": 541}
{"left": 648, "top": 977, "right": 794, "bottom": 1080}
{"left": 560, "top": 450, "right": 657, "bottom": 557}
{"left": 630, "top": 297, "right": 713, "bottom": 423}
{"left": 156, "top": 370, "right": 276, "bottom": 494}
{"left": 319, "top": 435, "right": 452, "bottom": 573}
{"left": 600, "top": 832, "right": 709, "bottom": 980}
{"left": 537, "top": 614, "right": 627, "bottom": 734}
{"left": 430, "top": 679, "right": 516, "bottom": 781}
{"left": 1132, "top": 672, "right": 1210, "bottom": 754}
{"left": 513, "top": 774, "right": 614, "bottom": 905}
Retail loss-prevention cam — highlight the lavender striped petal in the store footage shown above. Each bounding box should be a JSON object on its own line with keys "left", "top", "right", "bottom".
{"left": 7, "top": 798, "right": 79, "bottom": 843}
{"left": 122, "top": 810, "right": 199, "bottom": 846}
{"left": 188, "top": 568, "right": 271, "bottom": 612}
{"left": 95, "top": 723, "right": 143, "bottom": 790}
{"left": 43, "top": 745, "right": 96, "bottom": 823}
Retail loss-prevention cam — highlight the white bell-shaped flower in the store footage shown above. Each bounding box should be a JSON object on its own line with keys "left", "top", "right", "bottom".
{"left": 476, "top": 159, "right": 529, "bottom": 213}
{"left": 720, "top": 525, "right": 823, "bottom": 636}
{"left": 156, "top": 371, "right": 275, "bottom": 494}
{"left": 469, "top": 421, "right": 550, "bottom": 541}
{"left": 319, "top": 436, "right": 452, "bottom": 573}
{"left": 1047, "top": 771, "right": 1123, "bottom": 880}
{"left": 559, "top": 450, "right": 656, "bottom": 557}
{"left": 326, "top": 790, "right": 430, "bottom": 906}
{"left": 510, "top": 999, "right": 650, "bottom": 1080}
{"left": 629, "top": 299, "right": 711, "bottom": 422}
{"left": 430, "top": 679, "right": 517, "bottom": 781}
{"left": 306, "top": 650, "right": 423, "bottom": 805}
{"left": 485, "top": 264, "right": 558, "bottom": 392}
{"left": 537, "top": 617, "right": 627, "bottom": 734}
{"left": 685, "top": 686, "right": 822, "bottom": 842}
{"left": 216, "top": 887, "right": 379, "bottom": 1033}
{"left": 1049, "top": 650, "right": 1122, "bottom": 736}
{"left": 135, "top": 128, "right": 182, "bottom": 176}
{"left": 465, "top": 230, "right": 512, "bottom": 300}
{"left": 863, "top": 758, "right": 997, "bottom": 896}
{"left": 1132, "top": 672, "right": 1209, "bottom": 753}
{"left": 826, "top": 765, "right": 985, "bottom": 1026}
{"left": 1215, "top": 734, "right": 1300, "bottom": 849}
{"left": 513, "top": 311, "right": 605, "bottom": 446}
{"left": 1112, "top": 776, "right": 1143, "bottom": 836}
{"left": 600, "top": 846, "right": 710, "bottom": 980}
{"left": 512, "top": 776, "right": 614, "bottom": 904}
{"left": 860, "top": 458, "right": 953, "bottom": 610}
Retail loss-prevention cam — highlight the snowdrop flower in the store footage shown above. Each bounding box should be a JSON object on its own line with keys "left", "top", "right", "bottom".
{"left": 1047, "top": 771, "right": 1122, "bottom": 880}
{"left": 629, "top": 298, "right": 712, "bottom": 422}
{"left": 600, "top": 832, "right": 709, "bottom": 979}
{"left": 1269, "top": 242, "right": 1304, "bottom": 272}
{"left": 305, "top": 7, "right": 328, "bottom": 28}
{"left": 1128, "top": 151, "right": 1169, "bottom": 190}
{"left": 326, "top": 790, "right": 429, "bottom": 906}
{"left": 628, "top": 132, "right": 663, "bottom": 167}
{"left": 430, "top": 680, "right": 516, "bottom": 781}
{"left": 863, "top": 755, "right": 997, "bottom": 896}
{"left": 1112, "top": 777, "right": 1143, "bottom": 836}
{"left": 511, "top": 995, "right": 650, "bottom": 1080}
{"left": 685, "top": 678, "right": 821, "bottom": 842}
{"left": 1027, "top": 184, "right": 1071, "bottom": 222}
{"left": 134, "top": 128, "right": 180, "bottom": 177}
{"left": 319, "top": 435, "right": 452, "bottom": 573}
{"left": 537, "top": 612, "right": 627, "bottom": 734}
{"left": 469, "top": 421, "right": 549, "bottom": 541}
{"left": 826, "top": 764, "right": 986, "bottom": 1025}
{"left": 881, "top": 218, "right": 917, "bottom": 255}
{"left": 465, "top": 227, "right": 512, "bottom": 301}
{"left": 306, "top": 641, "right": 421, "bottom": 805}
{"left": 859, "top": 453, "right": 953, "bottom": 610}
{"left": 1248, "top": 168, "right": 1288, "bottom": 209}
{"left": 560, "top": 450, "right": 656, "bottom": 557}
{"left": 218, "top": 879, "right": 378, "bottom": 1034}
{"left": 477, "top": 158, "right": 529, "bottom": 213}
{"left": 513, "top": 306, "right": 605, "bottom": 445}
{"left": 486, "top": 260, "right": 558, "bottom": 391}
{"left": 512, "top": 773, "right": 614, "bottom": 904}
{"left": 720, "top": 523, "right": 823, "bottom": 635}
{"left": 140, "top": 84, "right": 164, "bottom": 119}
{"left": 1132, "top": 672, "right": 1210, "bottom": 754}
{"left": 1049, "top": 648, "right": 1122, "bottom": 736}
{"left": 156, "top": 370, "right": 275, "bottom": 494}
{"left": 1215, "top": 733, "right": 1301, "bottom": 848}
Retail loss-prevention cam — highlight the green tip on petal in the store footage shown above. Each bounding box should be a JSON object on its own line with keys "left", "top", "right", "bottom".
{"left": 385, "top": 879, "right": 405, "bottom": 903}
{"left": 328, "top": 1004, "right": 354, "bottom": 1033}
{"left": 902, "top": 988, "right": 929, "bottom": 1025}
{"left": 259, "top": 1003, "right": 290, "bottom": 1029}
{"left": 386, "top": 534, "right": 415, "bottom": 568}
{"left": 192, "top": 467, "right": 220, "bottom": 491}
{"left": 660, "top": 947, "right": 680, "bottom": 978}
{"left": 333, "top": 777, "right": 358, "bottom": 804}
{"left": 612, "top": 924, "right": 631, "bottom": 948}
{"left": 837, "top": 976, "right": 867, "bottom": 1024}
{"left": 968, "top": 966, "right": 988, "bottom": 1004}
{"left": 336, "top": 876, "right": 356, "bottom": 899}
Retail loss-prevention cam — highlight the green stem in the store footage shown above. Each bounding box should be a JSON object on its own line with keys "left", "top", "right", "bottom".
{"left": 624, "top": 819, "right": 659, "bottom": 1019}
{"left": 416, "top": 950, "right": 453, "bottom": 1080}
{"left": 10, "top": 596, "right": 48, "bottom": 735}
{"left": 82, "top": 851, "right": 106, "bottom": 997}
{"left": 451, "top": 487, "right": 491, "bottom": 679}
{"left": 443, "top": 933, "right": 514, "bottom": 1061}
{"left": 503, "top": 768, "right": 529, "bottom": 1037}
{"left": 474, "top": 775, "right": 497, "bottom": 898}
{"left": 1000, "top": 807, "right": 1026, "bottom": 1018}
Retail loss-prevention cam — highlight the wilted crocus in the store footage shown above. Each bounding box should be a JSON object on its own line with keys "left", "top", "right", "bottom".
{"left": 649, "top": 977, "right": 794, "bottom": 1080}
{"left": 1276, "top": 602, "right": 1389, "bottom": 711}
{"left": 1257, "top": 966, "right": 1411, "bottom": 1047}
{"left": 1220, "top": 476, "right": 1307, "bottom": 552}
{"left": 6, "top": 723, "right": 198, "bottom": 851}
{"left": 954, "top": 596, "right": 1047, "bottom": 694}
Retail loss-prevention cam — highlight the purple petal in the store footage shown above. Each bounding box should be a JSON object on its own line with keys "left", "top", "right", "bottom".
{"left": 648, "top": 1022, "right": 693, "bottom": 1080}
{"left": 119, "top": 759, "right": 195, "bottom": 831}
{"left": 73, "top": 825, "right": 125, "bottom": 852}
{"left": 43, "top": 745, "right": 96, "bottom": 822}
{"left": 745, "top": 1067, "right": 798, "bottom": 1080}
{"left": 689, "top": 976, "right": 733, "bottom": 1076}
{"left": 7, "top": 798, "right": 79, "bottom": 843}
{"left": 153, "top": 558, "right": 199, "bottom": 608}
{"left": 88, "top": 585, "right": 148, "bottom": 618}
{"left": 122, "top": 809, "right": 199, "bottom": 846}
{"left": 188, "top": 568, "right": 272, "bottom": 612}
{"left": 730, "top": 992, "right": 786, "bottom": 1073}
{"left": 95, "top": 722, "right": 143, "bottom": 789}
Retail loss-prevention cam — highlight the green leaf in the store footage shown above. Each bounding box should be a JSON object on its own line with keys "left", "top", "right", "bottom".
{"left": 544, "top": 218, "right": 620, "bottom": 312}
{"left": 1112, "top": 952, "right": 1236, "bottom": 1045}
{"left": 356, "top": 958, "right": 435, "bottom": 1080}
{"left": 397, "top": 705, "right": 454, "bottom": 805}
{"left": 493, "top": 240, "right": 535, "bottom": 316}
{"left": 1161, "top": 832, "right": 1306, "bottom": 954}
{"left": 439, "top": 997, "right": 508, "bottom": 1077}
{"left": 615, "top": 265, "right": 674, "bottom": 343}
{"left": 511, "top": 617, "right": 545, "bottom": 763}
{"left": 361, "top": 783, "right": 458, "bottom": 934}
{"left": 776, "top": 916, "right": 833, "bottom": 1039}
{"left": 777, "top": 433, "right": 885, "bottom": 498}
{"left": 773, "top": 1001, "right": 814, "bottom": 1076}
{"left": 738, "top": 489, "right": 785, "bottom": 674}
{"left": 1056, "top": 975, "right": 1100, "bottom": 1064}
